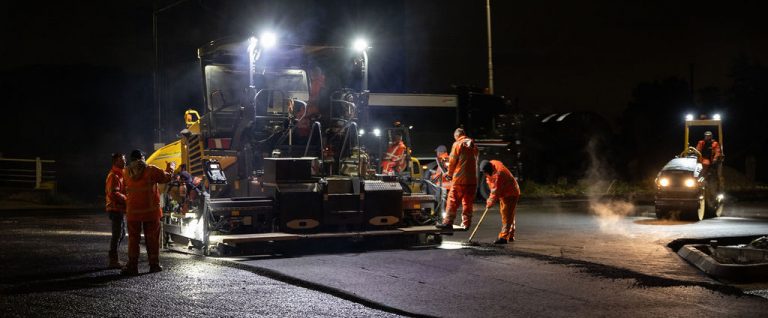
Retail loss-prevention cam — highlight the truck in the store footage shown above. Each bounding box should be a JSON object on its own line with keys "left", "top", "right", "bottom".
{"left": 146, "top": 34, "right": 452, "bottom": 256}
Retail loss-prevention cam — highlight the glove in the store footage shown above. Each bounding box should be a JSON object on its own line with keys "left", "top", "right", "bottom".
{"left": 166, "top": 161, "right": 176, "bottom": 173}
{"left": 486, "top": 199, "right": 494, "bottom": 209}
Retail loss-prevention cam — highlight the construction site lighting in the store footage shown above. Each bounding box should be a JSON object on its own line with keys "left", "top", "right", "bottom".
{"left": 713, "top": 113, "right": 721, "bottom": 120}
{"left": 685, "top": 114, "right": 694, "bottom": 121}
{"left": 658, "top": 177, "right": 670, "bottom": 187}
{"left": 353, "top": 38, "right": 369, "bottom": 52}
{"left": 373, "top": 128, "right": 381, "bottom": 137}
{"left": 684, "top": 178, "right": 696, "bottom": 187}
{"left": 358, "top": 128, "right": 365, "bottom": 136}
{"left": 261, "top": 32, "right": 277, "bottom": 48}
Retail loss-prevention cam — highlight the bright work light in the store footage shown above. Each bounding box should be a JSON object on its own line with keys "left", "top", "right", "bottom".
{"left": 353, "top": 38, "right": 369, "bottom": 52}
{"left": 261, "top": 32, "right": 277, "bottom": 48}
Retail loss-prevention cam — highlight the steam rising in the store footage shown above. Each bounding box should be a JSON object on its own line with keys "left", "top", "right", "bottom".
{"left": 584, "top": 137, "right": 636, "bottom": 236}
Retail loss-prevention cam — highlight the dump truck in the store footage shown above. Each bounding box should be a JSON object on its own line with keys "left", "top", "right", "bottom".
{"left": 146, "top": 34, "right": 453, "bottom": 256}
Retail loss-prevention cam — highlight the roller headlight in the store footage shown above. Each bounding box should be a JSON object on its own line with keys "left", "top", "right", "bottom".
{"left": 684, "top": 178, "right": 696, "bottom": 187}
{"left": 658, "top": 177, "right": 670, "bottom": 187}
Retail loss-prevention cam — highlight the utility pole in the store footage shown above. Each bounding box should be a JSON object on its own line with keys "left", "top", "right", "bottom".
{"left": 486, "top": 0, "right": 494, "bottom": 95}
{"left": 153, "top": 0, "right": 191, "bottom": 149}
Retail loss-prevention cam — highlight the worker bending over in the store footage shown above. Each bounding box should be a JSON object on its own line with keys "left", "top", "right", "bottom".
{"left": 481, "top": 160, "right": 520, "bottom": 244}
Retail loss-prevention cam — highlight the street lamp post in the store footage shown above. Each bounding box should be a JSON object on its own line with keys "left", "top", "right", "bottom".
{"left": 153, "top": 0, "right": 191, "bottom": 149}
{"left": 486, "top": 0, "right": 494, "bottom": 95}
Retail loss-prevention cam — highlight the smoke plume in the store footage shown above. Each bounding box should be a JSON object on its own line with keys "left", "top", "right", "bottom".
{"left": 584, "top": 137, "right": 636, "bottom": 236}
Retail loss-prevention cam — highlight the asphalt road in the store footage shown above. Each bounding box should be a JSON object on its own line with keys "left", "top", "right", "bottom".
{"left": 1, "top": 199, "right": 766, "bottom": 317}
{"left": 0, "top": 209, "right": 400, "bottom": 318}
{"left": 234, "top": 199, "right": 768, "bottom": 317}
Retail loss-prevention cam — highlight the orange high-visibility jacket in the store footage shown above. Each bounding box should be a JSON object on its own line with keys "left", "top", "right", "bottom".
{"left": 105, "top": 166, "right": 126, "bottom": 212}
{"left": 485, "top": 160, "right": 520, "bottom": 204}
{"left": 695, "top": 139, "right": 722, "bottom": 162}
{"left": 124, "top": 161, "right": 172, "bottom": 222}
{"left": 382, "top": 141, "right": 407, "bottom": 173}
{"left": 447, "top": 135, "right": 479, "bottom": 185}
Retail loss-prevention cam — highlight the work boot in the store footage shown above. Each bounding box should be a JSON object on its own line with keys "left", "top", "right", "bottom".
{"left": 435, "top": 222, "right": 453, "bottom": 231}
{"left": 121, "top": 265, "right": 139, "bottom": 276}
{"left": 121, "top": 258, "right": 139, "bottom": 276}
{"left": 494, "top": 238, "right": 508, "bottom": 244}
{"left": 107, "top": 251, "right": 122, "bottom": 269}
{"left": 149, "top": 264, "right": 163, "bottom": 273}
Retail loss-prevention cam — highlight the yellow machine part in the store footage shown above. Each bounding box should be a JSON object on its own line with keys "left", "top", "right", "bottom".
{"left": 147, "top": 140, "right": 183, "bottom": 169}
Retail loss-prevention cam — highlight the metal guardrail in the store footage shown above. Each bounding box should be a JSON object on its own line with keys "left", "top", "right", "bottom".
{"left": 0, "top": 157, "right": 56, "bottom": 191}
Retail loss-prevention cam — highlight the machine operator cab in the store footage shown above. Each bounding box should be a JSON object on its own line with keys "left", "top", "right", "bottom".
{"left": 654, "top": 113, "right": 725, "bottom": 220}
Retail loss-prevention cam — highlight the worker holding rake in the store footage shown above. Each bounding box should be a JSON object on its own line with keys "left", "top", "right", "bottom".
{"left": 480, "top": 160, "right": 520, "bottom": 244}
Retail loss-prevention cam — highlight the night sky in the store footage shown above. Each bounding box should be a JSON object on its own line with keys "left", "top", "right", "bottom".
{"left": 2, "top": 0, "right": 767, "bottom": 196}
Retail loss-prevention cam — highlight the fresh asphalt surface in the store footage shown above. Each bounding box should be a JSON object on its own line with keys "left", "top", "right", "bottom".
{"left": 1, "top": 199, "right": 766, "bottom": 317}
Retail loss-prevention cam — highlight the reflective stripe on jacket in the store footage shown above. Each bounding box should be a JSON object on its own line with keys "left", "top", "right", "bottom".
{"left": 447, "top": 135, "right": 478, "bottom": 185}
{"left": 485, "top": 160, "right": 520, "bottom": 204}
{"left": 105, "top": 166, "right": 126, "bottom": 212}
{"left": 124, "top": 161, "right": 172, "bottom": 222}
{"left": 382, "top": 141, "right": 407, "bottom": 173}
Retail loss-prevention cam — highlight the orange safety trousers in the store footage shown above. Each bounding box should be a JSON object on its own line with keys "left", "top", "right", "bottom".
{"left": 498, "top": 196, "right": 519, "bottom": 240}
{"left": 126, "top": 219, "right": 161, "bottom": 267}
{"left": 444, "top": 184, "right": 476, "bottom": 227}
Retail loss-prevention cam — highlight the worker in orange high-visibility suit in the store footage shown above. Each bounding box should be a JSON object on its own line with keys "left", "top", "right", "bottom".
{"left": 436, "top": 128, "right": 478, "bottom": 230}
{"left": 105, "top": 152, "right": 127, "bottom": 269}
{"left": 381, "top": 133, "right": 407, "bottom": 174}
{"left": 481, "top": 160, "right": 520, "bottom": 244}
{"left": 695, "top": 131, "right": 722, "bottom": 177}
{"left": 122, "top": 149, "right": 174, "bottom": 276}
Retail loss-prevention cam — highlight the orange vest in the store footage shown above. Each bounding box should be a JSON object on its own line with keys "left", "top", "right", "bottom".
{"left": 382, "top": 141, "right": 407, "bottom": 173}
{"left": 105, "top": 166, "right": 126, "bottom": 212}
{"left": 485, "top": 160, "right": 520, "bottom": 202}
{"left": 447, "top": 135, "right": 478, "bottom": 185}
{"left": 124, "top": 163, "right": 172, "bottom": 222}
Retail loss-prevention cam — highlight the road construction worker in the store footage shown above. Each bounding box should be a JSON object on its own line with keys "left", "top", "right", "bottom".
{"left": 122, "top": 149, "right": 174, "bottom": 275}
{"left": 381, "top": 133, "right": 407, "bottom": 174}
{"left": 481, "top": 160, "right": 520, "bottom": 244}
{"left": 105, "top": 152, "right": 127, "bottom": 269}
{"left": 695, "top": 131, "right": 722, "bottom": 176}
{"left": 431, "top": 145, "right": 450, "bottom": 183}
{"left": 436, "top": 128, "right": 479, "bottom": 230}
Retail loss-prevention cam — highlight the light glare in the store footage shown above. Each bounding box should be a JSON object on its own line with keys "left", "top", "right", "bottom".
{"left": 713, "top": 113, "right": 721, "bottom": 120}
{"left": 685, "top": 114, "right": 694, "bottom": 121}
{"left": 659, "top": 178, "right": 670, "bottom": 187}
{"left": 261, "top": 32, "right": 277, "bottom": 48}
{"left": 684, "top": 178, "right": 696, "bottom": 187}
{"left": 373, "top": 128, "right": 381, "bottom": 137}
{"left": 353, "top": 38, "right": 368, "bottom": 52}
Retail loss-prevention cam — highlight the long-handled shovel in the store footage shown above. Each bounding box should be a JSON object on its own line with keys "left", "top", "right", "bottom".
{"left": 462, "top": 206, "right": 490, "bottom": 247}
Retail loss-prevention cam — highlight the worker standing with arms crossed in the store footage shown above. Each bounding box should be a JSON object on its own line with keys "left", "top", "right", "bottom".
{"left": 480, "top": 160, "right": 520, "bottom": 244}
{"left": 122, "top": 150, "right": 174, "bottom": 275}
{"left": 436, "top": 128, "right": 478, "bottom": 230}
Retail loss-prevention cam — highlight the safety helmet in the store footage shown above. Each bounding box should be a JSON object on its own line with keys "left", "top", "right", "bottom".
{"left": 704, "top": 131, "right": 712, "bottom": 136}
{"left": 130, "top": 149, "right": 145, "bottom": 161}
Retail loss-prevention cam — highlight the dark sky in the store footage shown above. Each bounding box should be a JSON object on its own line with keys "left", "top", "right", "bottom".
{"left": 2, "top": 0, "right": 768, "bottom": 194}
{"left": 3, "top": 0, "right": 767, "bottom": 121}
